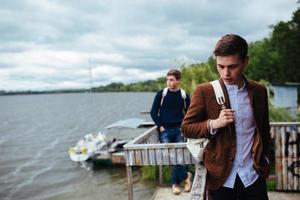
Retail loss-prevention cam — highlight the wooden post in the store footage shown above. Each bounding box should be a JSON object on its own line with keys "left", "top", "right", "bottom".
{"left": 126, "top": 166, "right": 134, "bottom": 200}
{"left": 159, "top": 165, "right": 163, "bottom": 185}
{"left": 191, "top": 163, "right": 207, "bottom": 200}
{"left": 275, "top": 127, "right": 282, "bottom": 190}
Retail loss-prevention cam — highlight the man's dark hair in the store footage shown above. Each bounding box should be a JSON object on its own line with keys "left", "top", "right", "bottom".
{"left": 213, "top": 34, "right": 248, "bottom": 61}
{"left": 167, "top": 69, "right": 181, "bottom": 80}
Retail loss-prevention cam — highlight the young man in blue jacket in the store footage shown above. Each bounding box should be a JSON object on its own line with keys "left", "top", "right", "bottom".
{"left": 150, "top": 69, "right": 192, "bottom": 195}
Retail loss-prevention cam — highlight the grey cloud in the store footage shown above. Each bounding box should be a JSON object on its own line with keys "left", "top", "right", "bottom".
{"left": 0, "top": 0, "right": 298, "bottom": 90}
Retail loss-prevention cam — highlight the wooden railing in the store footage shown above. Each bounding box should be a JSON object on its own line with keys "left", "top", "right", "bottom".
{"left": 124, "top": 126, "right": 194, "bottom": 166}
{"left": 124, "top": 122, "right": 300, "bottom": 200}
{"left": 270, "top": 122, "right": 300, "bottom": 191}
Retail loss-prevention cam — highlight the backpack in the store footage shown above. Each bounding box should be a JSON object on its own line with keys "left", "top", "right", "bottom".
{"left": 186, "top": 80, "right": 225, "bottom": 162}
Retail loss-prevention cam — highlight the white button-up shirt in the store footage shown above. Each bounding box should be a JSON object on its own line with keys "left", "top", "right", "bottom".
{"left": 222, "top": 82, "right": 259, "bottom": 188}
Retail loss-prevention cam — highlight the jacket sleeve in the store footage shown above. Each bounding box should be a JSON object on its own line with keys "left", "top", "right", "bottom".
{"left": 181, "top": 85, "right": 211, "bottom": 139}
{"left": 150, "top": 91, "right": 162, "bottom": 128}
{"left": 262, "top": 86, "right": 271, "bottom": 160}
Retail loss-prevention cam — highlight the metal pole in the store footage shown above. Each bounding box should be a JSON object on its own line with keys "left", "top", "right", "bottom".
{"left": 126, "top": 166, "right": 134, "bottom": 200}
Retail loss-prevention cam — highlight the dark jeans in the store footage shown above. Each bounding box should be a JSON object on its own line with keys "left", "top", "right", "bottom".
{"left": 210, "top": 175, "right": 269, "bottom": 200}
{"left": 159, "top": 127, "right": 188, "bottom": 185}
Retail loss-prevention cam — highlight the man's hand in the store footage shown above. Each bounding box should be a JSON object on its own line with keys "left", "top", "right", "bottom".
{"left": 159, "top": 126, "right": 165, "bottom": 133}
{"left": 211, "top": 109, "right": 235, "bottom": 129}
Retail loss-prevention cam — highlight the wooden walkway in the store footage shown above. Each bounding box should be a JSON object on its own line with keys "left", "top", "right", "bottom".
{"left": 152, "top": 187, "right": 300, "bottom": 200}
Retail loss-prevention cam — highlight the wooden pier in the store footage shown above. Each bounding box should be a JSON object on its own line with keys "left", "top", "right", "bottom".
{"left": 124, "top": 122, "right": 300, "bottom": 200}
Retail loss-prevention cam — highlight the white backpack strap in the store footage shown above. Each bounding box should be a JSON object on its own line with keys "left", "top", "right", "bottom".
{"left": 180, "top": 89, "right": 186, "bottom": 100}
{"left": 180, "top": 89, "right": 187, "bottom": 110}
{"left": 210, "top": 80, "right": 226, "bottom": 109}
{"left": 160, "top": 87, "right": 168, "bottom": 106}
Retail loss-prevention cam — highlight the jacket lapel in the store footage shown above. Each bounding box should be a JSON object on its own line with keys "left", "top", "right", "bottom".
{"left": 245, "top": 80, "right": 257, "bottom": 122}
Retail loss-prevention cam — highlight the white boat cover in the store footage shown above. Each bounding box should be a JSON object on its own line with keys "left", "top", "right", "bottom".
{"left": 105, "top": 118, "right": 145, "bottom": 129}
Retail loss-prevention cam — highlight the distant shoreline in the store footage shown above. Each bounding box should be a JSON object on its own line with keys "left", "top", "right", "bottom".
{"left": 0, "top": 79, "right": 164, "bottom": 96}
{"left": 0, "top": 90, "right": 155, "bottom": 96}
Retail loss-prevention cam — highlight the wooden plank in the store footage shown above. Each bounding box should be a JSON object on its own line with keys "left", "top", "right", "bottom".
{"left": 155, "top": 149, "right": 163, "bottom": 165}
{"left": 124, "top": 126, "right": 157, "bottom": 147}
{"left": 287, "top": 126, "right": 293, "bottom": 190}
{"left": 275, "top": 127, "right": 283, "bottom": 190}
{"left": 276, "top": 157, "right": 283, "bottom": 190}
{"left": 176, "top": 148, "right": 184, "bottom": 165}
{"left": 111, "top": 152, "right": 125, "bottom": 164}
{"left": 127, "top": 150, "right": 135, "bottom": 166}
{"left": 124, "top": 142, "right": 186, "bottom": 150}
{"left": 134, "top": 149, "right": 143, "bottom": 166}
{"left": 169, "top": 148, "right": 177, "bottom": 165}
{"left": 270, "top": 126, "right": 275, "bottom": 140}
{"left": 148, "top": 132, "right": 159, "bottom": 144}
{"left": 270, "top": 122, "right": 300, "bottom": 126}
{"left": 281, "top": 127, "right": 288, "bottom": 190}
{"left": 292, "top": 126, "right": 298, "bottom": 191}
{"left": 162, "top": 148, "right": 170, "bottom": 165}
{"left": 142, "top": 149, "right": 149, "bottom": 165}
{"left": 126, "top": 166, "right": 134, "bottom": 200}
{"left": 149, "top": 149, "right": 156, "bottom": 165}
{"left": 191, "top": 163, "right": 207, "bottom": 199}
{"left": 184, "top": 149, "right": 193, "bottom": 165}
{"left": 282, "top": 157, "right": 288, "bottom": 190}
{"left": 275, "top": 126, "right": 281, "bottom": 158}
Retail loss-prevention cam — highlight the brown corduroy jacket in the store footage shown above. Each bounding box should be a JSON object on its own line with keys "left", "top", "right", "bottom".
{"left": 181, "top": 78, "right": 271, "bottom": 191}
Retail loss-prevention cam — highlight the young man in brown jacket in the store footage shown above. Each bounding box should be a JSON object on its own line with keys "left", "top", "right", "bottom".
{"left": 181, "top": 34, "right": 271, "bottom": 200}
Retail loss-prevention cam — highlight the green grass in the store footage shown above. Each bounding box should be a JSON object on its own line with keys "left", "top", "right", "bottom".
{"left": 266, "top": 179, "right": 276, "bottom": 191}
{"left": 141, "top": 166, "right": 172, "bottom": 183}
{"left": 141, "top": 165, "right": 195, "bottom": 184}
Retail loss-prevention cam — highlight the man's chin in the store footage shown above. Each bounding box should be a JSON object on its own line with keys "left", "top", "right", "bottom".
{"left": 223, "top": 79, "right": 234, "bottom": 84}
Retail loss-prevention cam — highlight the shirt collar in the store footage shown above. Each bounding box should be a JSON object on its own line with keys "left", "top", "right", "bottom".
{"left": 224, "top": 80, "right": 246, "bottom": 92}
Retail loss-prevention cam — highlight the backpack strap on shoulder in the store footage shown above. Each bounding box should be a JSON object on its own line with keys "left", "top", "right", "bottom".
{"left": 160, "top": 87, "right": 168, "bottom": 106}
{"left": 180, "top": 89, "right": 187, "bottom": 110}
{"left": 160, "top": 88, "right": 187, "bottom": 110}
{"left": 210, "top": 80, "right": 226, "bottom": 110}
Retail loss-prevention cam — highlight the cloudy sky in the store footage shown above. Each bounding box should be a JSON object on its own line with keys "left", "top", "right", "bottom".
{"left": 0, "top": 0, "right": 298, "bottom": 91}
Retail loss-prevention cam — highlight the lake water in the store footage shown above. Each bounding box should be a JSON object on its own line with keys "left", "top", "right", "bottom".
{"left": 0, "top": 92, "right": 157, "bottom": 200}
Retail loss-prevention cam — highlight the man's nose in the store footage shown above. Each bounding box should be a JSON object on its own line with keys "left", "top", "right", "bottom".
{"left": 224, "top": 68, "right": 230, "bottom": 76}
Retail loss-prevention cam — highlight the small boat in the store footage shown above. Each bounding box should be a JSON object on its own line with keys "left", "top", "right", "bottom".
{"left": 68, "top": 118, "right": 155, "bottom": 163}
{"left": 69, "top": 132, "right": 108, "bottom": 162}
